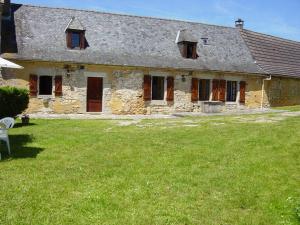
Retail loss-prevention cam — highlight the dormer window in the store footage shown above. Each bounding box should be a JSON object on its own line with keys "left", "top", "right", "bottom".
{"left": 175, "top": 29, "right": 198, "bottom": 60}
{"left": 185, "top": 42, "right": 197, "bottom": 59}
{"left": 65, "top": 17, "right": 87, "bottom": 50}
{"left": 178, "top": 41, "right": 198, "bottom": 59}
{"left": 71, "top": 31, "right": 81, "bottom": 48}
{"left": 66, "top": 30, "right": 85, "bottom": 49}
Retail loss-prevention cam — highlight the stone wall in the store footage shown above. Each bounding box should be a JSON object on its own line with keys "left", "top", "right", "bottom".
{"left": 264, "top": 77, "right": 300, "bottom": 107}
{"left": 245, "top": 77, "right": 267, "bottom": 108}
{"left": 110, "top": 70, "right": 145, "bottom": 114}
{"left": 0, "top": 60, "right": 285, "bottom": 115}
{"left": 0, "top": 62, "right": 86, "bottom": 114}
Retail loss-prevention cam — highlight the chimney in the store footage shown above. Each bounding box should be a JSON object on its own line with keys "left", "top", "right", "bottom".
{"left": 235, "top": 18, "right": 244, "bottom": 29}
{"left": 1, "top": 0, "right": 11, "bottom": 17}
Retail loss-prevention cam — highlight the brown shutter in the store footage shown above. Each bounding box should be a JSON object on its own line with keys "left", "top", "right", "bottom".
{"left": 239, "top": 81, "right": 246, "bottom": 103}
{"left": 166, "top": 76, "right": 174, "bottom": 101}
{"left": 29, "top": 74, "right": 38, "bottom": 97}
{"left": 212, "top": 80, "right": 219, "bottom": 101}
{"left": 192, "top": 44, "right": 197, "bottom": 59}
{"left": 191, "top": 78, "right": 199, "bottom": 102}
{"left": 183, "top": 43, "right": 187, "bottom": 58}
{"left": 66, "top": 31, "right": 72, "bottom": 49}
{"left": 55, "top": 76, "right": 63, "bottom": 97}
{"left": 143, "top": 75, "right": 151, "bottom": 101}
{"left": 80, "top": 31, "right": 85, "bottom": 49}
{"left": 219, "top": 80, "right": 226, "bottom": 102}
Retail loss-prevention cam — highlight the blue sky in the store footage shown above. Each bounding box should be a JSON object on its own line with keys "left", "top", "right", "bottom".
{"left": 13, "top": 0, "right": 300, "bottom": 41}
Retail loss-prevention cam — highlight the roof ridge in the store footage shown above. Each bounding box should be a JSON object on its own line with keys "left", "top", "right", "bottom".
{"left": 241, "top": 29, "right": 300, "bottom": 45}
{"left": 13, "top": 3, "right": 237, "bottom": 30}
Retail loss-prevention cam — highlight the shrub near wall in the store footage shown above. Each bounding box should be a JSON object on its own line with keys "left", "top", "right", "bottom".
{"left": 0, "top": 86, "right": 29, "bottom": 118}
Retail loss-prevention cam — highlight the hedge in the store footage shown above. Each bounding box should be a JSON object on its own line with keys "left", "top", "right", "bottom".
{"left": 0, "top": 86, "right": 29, "bottom": 118}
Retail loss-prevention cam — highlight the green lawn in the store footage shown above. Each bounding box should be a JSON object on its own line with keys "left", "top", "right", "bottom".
{"left": 0, "top": 115, "right": 299, "bottom": 225}
{"left": 273, "top": 105, "right": 300, "bottom": 112}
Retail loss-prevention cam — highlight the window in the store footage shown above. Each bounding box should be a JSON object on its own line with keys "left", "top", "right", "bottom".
{"left": 39, "top": 76, "right": 53, "bottom": 95}
{"left": 180, "top": 42, "right": 198, "bottom": 59}
{"left": 199, "top": 79, "right": 210, "bottom": 101}
{"left": 71, "top": 32, "right": 81, "bottom": 49}
{"left": 226, "top": 81, "right": 237, "bottom": 102}
{"left": 66, "top": 30, "right": 85, "bottom": 49}
{"left": 201, "top": 38, "right": 209, "bottom": 45}
{"left": 186, "top": 43, "right": 195, "bottom": 58}
{"left": 152, "top": 76, "right": 165, "bottom": 100}
{"left": 186, "top": 42, "right": 197, "bottom": 59}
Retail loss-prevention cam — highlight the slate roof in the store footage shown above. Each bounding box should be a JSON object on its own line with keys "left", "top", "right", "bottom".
{"left": 1, "top": 4, "right": 263, "bottom": 75}
{"left": 175, "top": 29, "right": 198, "bottom": 43}
{"left": 2, "top": 3, "right": 298, "bottom": 78}
{"left": 240, "top": 29, "right": 300, "bottom": 78}
{"left": 65, "top": 17, "right": 85, "bottom": 31}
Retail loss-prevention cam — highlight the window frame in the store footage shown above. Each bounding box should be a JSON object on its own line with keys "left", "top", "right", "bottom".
{"left": 151, "top": 76, "right": 166, "bottom": 101}
{"left": 38, "top": 75, "right": 54, "bottom": 97}
{"left": 194, "top": 78, "right": 245, "bottom": 104}
{"left": 198, "top": 79, "right": 211, "bottom": 101}
{"left": 71, "top": 31, "right": 81, "bottom": 49}
{"left": 66, "top": 29, "right": 85, "bottom": 50}
{"left": 186, "top": 42, "right": 197, "bottom": 59}
{"left": 226, "top": 80, "right": 238, "bottom": 102}
{"left": 184, "top": 42, "right": 198, "bottom": 59}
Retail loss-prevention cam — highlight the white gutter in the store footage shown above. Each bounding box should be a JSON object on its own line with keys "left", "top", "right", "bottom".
{"left": 261, "top": 75, "right": 272, "bottom": 110}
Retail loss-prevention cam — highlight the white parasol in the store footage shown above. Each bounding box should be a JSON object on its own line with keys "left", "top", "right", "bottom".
{"left": 0, "top": 57, "right": 23, "bottom": 69}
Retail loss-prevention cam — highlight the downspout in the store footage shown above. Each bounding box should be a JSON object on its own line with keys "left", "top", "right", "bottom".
{"left": 261, "top": 75, "right": 272, "bottom": 110}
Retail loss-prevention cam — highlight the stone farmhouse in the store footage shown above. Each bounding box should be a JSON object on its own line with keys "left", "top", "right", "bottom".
{"left": 0, "top": 0, "right": 300, "bottom": 114}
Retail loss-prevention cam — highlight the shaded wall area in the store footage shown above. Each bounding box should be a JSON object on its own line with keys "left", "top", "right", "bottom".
{"left": 265, "top": 77, "right": 300, "bottom": 107}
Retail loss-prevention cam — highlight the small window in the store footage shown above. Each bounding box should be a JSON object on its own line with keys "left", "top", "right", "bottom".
{"left": 39, "top": 76, "right": 53, "bottom": 95}
{"left": 152, "top": 76, "right": 165, "bottom": 100}
{"left": 186, "top": 42, "right": 197, "bottom": 59}
{"left": 71, "top": 32, "right": 81, "bottom": 49}
{"left": 201, "top": 38, "right": 208, "bottom": 45}
{"left": 226, "top": 81, "right": 237, "bottom": 102}
{"left": 199, "top": 79, "right": 210, "bottom": 101}
{"left": 67, "top": 30, "right": 85, "bottom": 49}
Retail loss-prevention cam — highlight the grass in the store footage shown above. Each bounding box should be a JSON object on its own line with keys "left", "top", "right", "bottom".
{"left": 272, "top": 105, "right": 300, "bottom": 112}
{"left": 0, "top": 115, "right": 299, "bottom": 225}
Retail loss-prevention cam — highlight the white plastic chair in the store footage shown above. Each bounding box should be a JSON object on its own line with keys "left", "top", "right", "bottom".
{"left": 0, "top": 117, "right": 15, "bottom": 155}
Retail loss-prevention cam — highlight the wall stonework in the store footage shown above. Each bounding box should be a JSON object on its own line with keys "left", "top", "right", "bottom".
{"left": 245, "top": 77, "right": 267, "bottom": 108}
{"left": 1, "top": 60, "right": 300, "bottom": 114}
{"left": 174, "top": 75, "right": 194, "bottom": 112}
{"left": 110, "top": 70, "right": 146, "bottom": 114}
{"left": 264, "top": 77, "right": 300, "bottom": 107}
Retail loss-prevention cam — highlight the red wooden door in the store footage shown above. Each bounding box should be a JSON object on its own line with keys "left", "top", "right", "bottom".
{"left": 87, "top": 77, "right": 103, "bottom": 112}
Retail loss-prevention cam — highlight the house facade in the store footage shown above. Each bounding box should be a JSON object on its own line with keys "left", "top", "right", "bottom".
{"left": 0, "top": 1, "right": 300, "bottom": 114}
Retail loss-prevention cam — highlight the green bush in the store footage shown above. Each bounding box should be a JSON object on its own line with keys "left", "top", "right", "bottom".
{"left": 0, "top": 86, "right": 29, "bottom": 118}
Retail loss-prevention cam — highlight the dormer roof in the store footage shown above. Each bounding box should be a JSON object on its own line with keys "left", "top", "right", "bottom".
{"left": 65, "top": 16, "right": 85, "bottom": 31}
{"left": 175, "top": 29, "right": 198, "bottom": 43}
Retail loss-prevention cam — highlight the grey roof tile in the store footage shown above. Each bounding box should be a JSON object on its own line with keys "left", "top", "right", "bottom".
{"left": 175, "top": 29, "right": 198, "bottom": 43}
{"left": 240, "top": 29, "right": 300, "bottom": 78}
{"left": 1, "top": 4, "right": 264, "bottom": 75}
{"left": 65, "top": 16, "right": 85, "bottom": 31}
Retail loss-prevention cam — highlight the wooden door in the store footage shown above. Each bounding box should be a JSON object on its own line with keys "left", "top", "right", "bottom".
{"left": 87, "top": 77, "right": 103, "bottom": 112}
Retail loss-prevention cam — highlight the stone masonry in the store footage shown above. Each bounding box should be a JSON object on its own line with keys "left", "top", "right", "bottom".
{"left": 1, "top": 61, "right": 300, "bottom": 115}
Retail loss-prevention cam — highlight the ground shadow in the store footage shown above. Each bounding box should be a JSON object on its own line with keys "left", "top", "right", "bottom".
{"left": 0, "top": 134, "right": 44, "bottom": 160}
{"left": 13, "top": 123, "right": 37, "bottom": 128}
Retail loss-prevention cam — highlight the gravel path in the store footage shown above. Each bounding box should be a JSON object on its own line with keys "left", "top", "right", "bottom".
{"left": 25, "top": 108, "right": 288, "bottom": 120}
